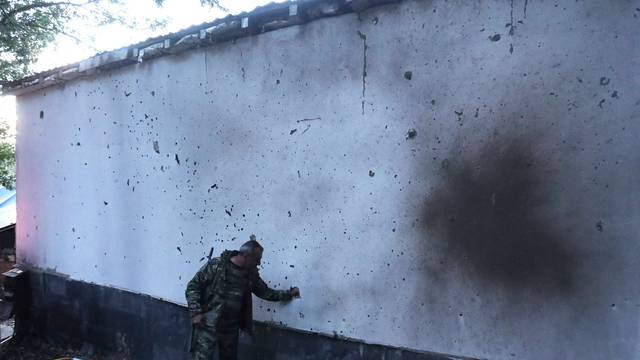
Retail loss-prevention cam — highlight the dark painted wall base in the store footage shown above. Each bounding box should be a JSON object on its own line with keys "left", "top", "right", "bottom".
{"left": 23, "top": 269, "right": 470, "bottom": 360}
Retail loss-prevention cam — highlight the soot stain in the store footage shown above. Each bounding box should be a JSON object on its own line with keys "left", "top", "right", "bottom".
{"left": 421, "top": 135, "right": 577, "bottom": 294}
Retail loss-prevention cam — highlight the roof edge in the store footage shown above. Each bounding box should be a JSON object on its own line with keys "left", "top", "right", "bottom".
{"left": 1, "top": 0, "right": 400, "bottom": 96}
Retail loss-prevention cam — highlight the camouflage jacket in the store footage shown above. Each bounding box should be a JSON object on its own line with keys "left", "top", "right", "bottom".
{"left": 185, "top": 250, "right": 294, "bottom": 331}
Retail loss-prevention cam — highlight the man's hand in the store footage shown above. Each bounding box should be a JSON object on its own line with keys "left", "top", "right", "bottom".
{"left": 290, "top": 287, "right": 300, "bottom": 298}
{"left": 191, "top": 314, "right": 204, "bottom": 325}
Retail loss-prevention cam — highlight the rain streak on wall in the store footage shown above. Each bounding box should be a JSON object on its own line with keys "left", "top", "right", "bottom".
{"left": 15, "top": 1, "right": 640, "bottom": 359}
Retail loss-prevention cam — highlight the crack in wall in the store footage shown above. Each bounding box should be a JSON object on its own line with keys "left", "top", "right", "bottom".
{"left": 357, "top": 30, "right": 368, "bottom": 115}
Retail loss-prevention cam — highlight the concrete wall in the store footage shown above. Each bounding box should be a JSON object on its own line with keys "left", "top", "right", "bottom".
{"left": 15, "top": 0, "right": 640, "bottom": 359}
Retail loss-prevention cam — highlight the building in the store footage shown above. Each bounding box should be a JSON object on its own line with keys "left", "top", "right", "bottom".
{"left": 1, "top": 0, "right": 639, "bottom": 359}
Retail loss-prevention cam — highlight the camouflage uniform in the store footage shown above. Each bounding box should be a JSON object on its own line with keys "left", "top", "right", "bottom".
{"left": 186, "top": 250, "right": 294, "bottom": 360}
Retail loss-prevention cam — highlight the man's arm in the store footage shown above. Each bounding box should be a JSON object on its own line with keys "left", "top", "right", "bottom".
{"left": 185, "top": 260, "right": 216, "bottom": 317}
{"left": 251, "top": 273, "right": 299, "bottom": 301}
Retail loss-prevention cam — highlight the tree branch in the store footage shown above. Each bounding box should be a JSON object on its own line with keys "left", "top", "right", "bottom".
{"left": 13, "top": 15, "right": 99, "bottom": 52}
{"left": 0, "top": 1, "right": 88, "bottom": 25}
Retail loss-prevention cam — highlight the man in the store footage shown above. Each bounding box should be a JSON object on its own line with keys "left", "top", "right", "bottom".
{"left": 185, "top": 235, "right": 300, "bottom": 360}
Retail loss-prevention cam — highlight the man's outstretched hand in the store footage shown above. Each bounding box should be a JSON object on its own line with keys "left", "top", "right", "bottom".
{"left": 290, "top": 287, "right": 300, "bottom": 298}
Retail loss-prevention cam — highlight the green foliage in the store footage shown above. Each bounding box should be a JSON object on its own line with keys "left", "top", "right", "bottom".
{"left": 0, "top": 1, "right": 69, "bottom": 82}
{"left": 0, "top": 122, "right": 15, "bottom": 190}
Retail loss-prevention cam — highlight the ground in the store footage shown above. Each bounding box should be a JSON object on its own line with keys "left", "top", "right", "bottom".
{"left": 0, "top": 336, "right": 129, "bottom": 359}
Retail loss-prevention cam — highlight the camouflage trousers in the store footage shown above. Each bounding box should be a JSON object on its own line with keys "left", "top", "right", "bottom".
{"left": 191, "top": 313, "right": 240, "bottom": 360}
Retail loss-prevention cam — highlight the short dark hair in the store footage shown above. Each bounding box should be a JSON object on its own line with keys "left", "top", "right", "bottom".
{"left": 239, "top": 235, "right": 263, "bottom": 256}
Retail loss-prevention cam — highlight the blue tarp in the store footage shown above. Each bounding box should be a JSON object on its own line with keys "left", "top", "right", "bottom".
{"left": 0, "top": 187, "right": 16, "bottom": 229}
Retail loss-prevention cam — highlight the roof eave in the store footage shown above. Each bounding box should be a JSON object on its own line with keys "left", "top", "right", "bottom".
{"left": 0, "top": 0, "right": 400, "bottom": 96}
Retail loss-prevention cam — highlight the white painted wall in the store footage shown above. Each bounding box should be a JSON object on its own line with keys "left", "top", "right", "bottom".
{"left": 15, "top": 1, "right": 640, "bottom": 359}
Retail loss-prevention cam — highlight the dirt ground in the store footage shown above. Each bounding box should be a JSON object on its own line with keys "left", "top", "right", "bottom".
{"left": 0, "top": 337, "right": 130, "bottom": 360}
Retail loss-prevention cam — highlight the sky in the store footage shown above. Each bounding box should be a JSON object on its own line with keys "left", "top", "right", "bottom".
{"left": 0, "top": 0, "right": 279, "bottom": 140}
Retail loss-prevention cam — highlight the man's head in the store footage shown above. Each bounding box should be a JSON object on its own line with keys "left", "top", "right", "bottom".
{"left": 238, "top": 235, "right": 263, "bottom": 269}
